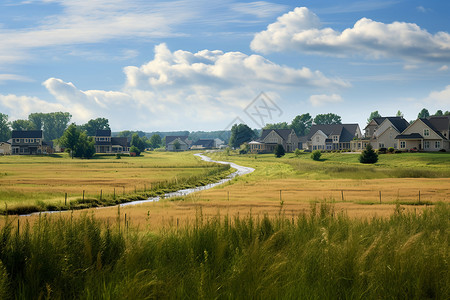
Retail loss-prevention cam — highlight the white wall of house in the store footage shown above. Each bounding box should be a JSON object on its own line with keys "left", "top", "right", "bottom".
{"left": 311, "top": 130, "right": 327, "bottom": 150}
{"left": 376, "top": 127, "right": 399, "bottom": 149}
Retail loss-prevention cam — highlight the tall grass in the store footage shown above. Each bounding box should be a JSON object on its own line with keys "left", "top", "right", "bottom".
{"left": 0, "top": 203, "right": 448, "bottom": 299}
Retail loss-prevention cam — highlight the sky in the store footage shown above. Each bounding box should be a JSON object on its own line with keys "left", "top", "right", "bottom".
{"left": 0, "top": 0, "right": 449, "bottom": 132}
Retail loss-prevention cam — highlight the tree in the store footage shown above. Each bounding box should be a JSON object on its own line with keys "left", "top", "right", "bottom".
{"left": 29, "top": 112, "right": 71, "bottom": 140}
{"left": 59, "top": 123, "right": 80, "bottom": 159}
{"left": 274, "top": 144, "right": 285, "bottom": 158}
{"left": 263, "top": 122, "right": 289, "bottom": 130}
{"left": 396, "top": 110, "right": 403, "bottom": 117}
{"left": 367, "top": 111, "right": 382, "bottom": 124}
{"left": 149, "top": 134, "right": 162, "bottom": 148}
{"left": 28, "top": 113, "right": 44, "bottom": 130}
{"left": 359, "top": 144, "right": 378, "bottom": 164}
{"left": 79, "top": 118, "right": 110, "bottom": 136}
{"left": 173, "top": 140, "right": 181, "bottom": 151}
{"left": 291, "top": 113, "right": 312, "bottom": 136}
{"left": 0, "top": 113, "right": 11, "bottom": 142}
{"left": 433, "top": 110, "right": 443, "bottom": 116}
{"left": 73, "top": 132, "right": 95, "bottom": 159}
{"left": 131, "top": 133, "right": 146, "bottom": 152}
{"left": 11, "top": 119, "right": 35, "bottom": 131}
{"left": 417, "top": 108, "right": 430, "bottom": 119}
{"left": 313, "top": 113, "right": 342, "bottom": 125}
{"left": 129, "top": 145, "right": 141, "bottom": 156}
{"left": 229, "top": 124, "right": 255, "bottom": 148}
{"left": 444, "top": 111, "right": 450, "bottom": 116}
{"left": 311, "top": 150, "right": 321, "bottom": 161}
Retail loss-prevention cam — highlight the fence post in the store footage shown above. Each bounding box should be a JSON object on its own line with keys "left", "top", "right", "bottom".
{"left": 100, "top": 189, "right": 102, "bottom": 201}
{"left": 418, "top": 190, "right": 421, "bottom": 204}
{"left": 341, "top": 190, "right": 344, "bottom": 202}
{"left": 65, "top": 193, "right": 67, "bottom": 206}
{"left": 227, "top": 191, "right": 229, "bottom": 201}
{"left": 82, "top": 190, "right": 85, "bottom": 201}
{"left": 379, "top": 191, "right": 381, "bottom": 204}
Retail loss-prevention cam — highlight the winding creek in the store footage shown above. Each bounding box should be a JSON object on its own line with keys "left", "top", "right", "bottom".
{"left": 24, "top": 153, "right": 254, "bottom": 215}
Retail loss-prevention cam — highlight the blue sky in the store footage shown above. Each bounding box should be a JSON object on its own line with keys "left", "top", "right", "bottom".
{"left": 0, "top": 0, "right": 449, "bottom": 132}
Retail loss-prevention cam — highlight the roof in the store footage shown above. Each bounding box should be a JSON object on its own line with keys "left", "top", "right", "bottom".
{"left": 166, "top": 136, "right": 189, "bottom": 145}
{"left": 307, "top": 124, "right": 359, "bottom": 143}
{"left": 95, "top": 129, "right": 111, "bottom": 137}
{"left": 191, "top": 139, "right": 214, "bottom": 148}
{"left": 11, "top": 130, "right": 43, "bottom": 139}
{"left": 395, "top": 133, "right": 423, "bottom": 139}
{"left": 427, "top": 116, "right": 450, "bottom": 133}
{"left": 385, "top": 117, "right": 410, "bottom": 133}
{"left": 260, "top": 129, "right": 295, "bottom": 141}
{"left": 111, "top": 137, "right": 129, "bottom": 147}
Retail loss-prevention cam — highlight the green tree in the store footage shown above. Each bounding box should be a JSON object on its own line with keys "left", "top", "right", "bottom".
{"left": 173, "top": 140, "right": 181, "bottom": 151}
{"left": 28, "top": 113, "right": 44, "bottom": 130}
{"left": 11, "top": 119, "right": 35, "bottom": 131}
{"left": 30, "top": 112, "right": 71, "bottom": 140}
{"left": 149, "top": 134, "right": 162, "bottom": 148}
{"left": 313, "top": 113, "right": 342, "bottom": 125}
{"left": 263, "top": 122, "right": 289, "bottom": 130}
{"left": 294, "top": 148, "right": 302, "bottom": 157}
{"left": 367, "top": 111, "right": 382, "bottom": 124}
{"left": 274, "top": 144, "right": 285, "bottom": 158}
{"left": 444, "top": 111, "right": 450, "bottom": 116}
{"left": 417, "top": 108, "right": 430, "bottom": 119}
{"left": 59, "top": 123, "right": 80, "bottom": 159}
{"left": 79, "top": 118, "right": 110, "bottom": 136}
{"left": 0, "top": 113, "right": 11, "bottom": 142}
{"left": 396, "top": 110, "right": 403, "bottom": 117}
{"left": 131, "top": 133, "right": 146, "bottom": 152}
{"left": 433, "top": 110, "right": 443, "bottom": 116}
{"left": 73, "top": 132, "right": 95, "bottom": 159}
{"left": 311, "top": 150, "right": 321, "bottom": 161}
{"left": 130, "top": 145, "right": 141, "bottom": 155}
{"left": 229, "top": 124, "right": 255, "bottom": 148}
{"left": 290, "top": 113, "right": 312, "bottom": 136}
{"left": 359, "top": 144, "right": 378, "bottom": 164}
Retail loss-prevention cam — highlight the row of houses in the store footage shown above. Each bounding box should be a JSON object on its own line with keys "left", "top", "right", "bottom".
{"left": 249, "top": 116, "right": 450, "bottom": 153}
{"left": 165, "top": 136, "right": 225, "bottom": 151}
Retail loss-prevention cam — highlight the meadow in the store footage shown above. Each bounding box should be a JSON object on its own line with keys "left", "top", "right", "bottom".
{"left": 0, "top": 202, "right": 448, "bottom": 299}
{"left": 0, "top": 152, "right": 231, "bottom": 214}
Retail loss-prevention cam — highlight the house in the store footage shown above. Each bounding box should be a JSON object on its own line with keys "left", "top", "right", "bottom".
{"left": 303, "top": 124, "right": 362, "bottom": 151}
{"left": 395, "top": 116, "right": 450, "bottom": 151}
{"left": 93, "top": 130, "right": 130, "bottom": 153}
{"left": 166, "top": 136, "right": 190, "bottom": 151}
{"left": 191, "top": 139, "right": 215, "bottom": 150}
{"left": 214, "top": 138, "right": 225, "bottom": 148}
{"left": 249, "top": 129, "right": 299, "bottom": 153}
{"left": 0, "top": 141, "right": 11, "bottom": 155}
{"left": 352, "top": 117, "right": 409, "bottom": 150}
{"left": 11, "top": 130, "right": 50, "bottom": 155}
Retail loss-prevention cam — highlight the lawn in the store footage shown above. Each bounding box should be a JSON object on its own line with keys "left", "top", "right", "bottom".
{"left": 0, "top": 151, "right": 227, "bottom": 208}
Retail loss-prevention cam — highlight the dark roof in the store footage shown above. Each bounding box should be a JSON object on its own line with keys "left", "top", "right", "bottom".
{"left": 420, "top": 118, "right": 446, "bottom": 139}
{"left": 42, "top": 141, "right": 53, "bottom": 147}
{"left": 166, "top": 136, "right": 189, "bottom": 145}
{"left": 372, "top": 117, "right": 386, "bottom": 125}
{"left": 385, "top": 117, "right": 410, "bottom": 133}
{"left": 11, "top": 130, "right": 43, "bottom": 139}
{"left": 395, "top": 133, "right": 423, "bottom": 139}
{"left": 111, "top": 137, "right": 129, "bottom": 147}
{"left": 260, "top": 129, "right": 295, "bottom": 141}
{"left": 307, "top": 124, "right": 359, "bottom": 143}
{"left": 192, "top": 139, "right": 214, "bottom": 148}
{"left": 427, "top": 116, "right": 450, "bottom": 133}
{"left": 95, "top": 129, "right": 111, "bottom": 137}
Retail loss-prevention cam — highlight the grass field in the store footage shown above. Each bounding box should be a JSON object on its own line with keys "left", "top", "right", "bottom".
{"left": 0, "top": 151, "right": 231, "bottom": 212}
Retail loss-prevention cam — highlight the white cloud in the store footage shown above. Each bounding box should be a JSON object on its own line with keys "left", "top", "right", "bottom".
{"left": 438, "top": 65, "right": 448, "bottom": 72}
{"left": 0, "top": 94, "right": 65, "bottom": 121}
{"left": 231, "top": 1, "right": 288, "bottom": 18}
{"left": 0, "top": 74, "right": 33, "bottom": 84}
{"left": 309, "top": 94, "right": 343, "bottom": 107}
{"left": 425, "top": 85, "right": 450, "bottom": 106}
{"left": 251, "top": 7, "right": 450, "bottom": 63}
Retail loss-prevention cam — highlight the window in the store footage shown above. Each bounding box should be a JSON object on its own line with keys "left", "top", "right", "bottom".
{"left": 400, "top": 141, "right": 406, "bottom": 148}
{"left": 424, "top": 141, "right": 430, "bottom": 149}
{"left": 332, "top": 135, "right": 338, "bottom": 142}
{"left": 316, "top": 136, "right": 320, "bottom": 142}
{"left": 423, "top": 129, "right": 430, "bottom": 136}
{"left": 35, "top": 139, "right": 40, "bottom": 143}
{"left": 29, "top": 139, "right": 34, "bottom": 143}
{"left": 14, "top": 139, "right": 20, "bottom": 143}
{"left": 379, "top": 143, "right": 384, "bottom": 148}
{"left": 435, "top": 141, "right": 440, "bottom": 149}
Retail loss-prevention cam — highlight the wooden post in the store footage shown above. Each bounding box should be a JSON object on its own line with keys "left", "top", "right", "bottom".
{"left": 379, "top": 191, "right": 381, "bottom": 204}
{"left": 114, "top": 188, "right": 116, "bottom": 200}
{"left": 341, "top": 190, "right": 344, "bottom": 202}
{"left": 82, "top": 190, "right": 85, "bottom": 201}
{"left": 65, "top": 193, "right": 67, "bottom": 206}
{"left": 100, "top": 189, "right": 102, "bottom": 201}
{"left": 419, "top": 190, "right": 421, "bottom": 204}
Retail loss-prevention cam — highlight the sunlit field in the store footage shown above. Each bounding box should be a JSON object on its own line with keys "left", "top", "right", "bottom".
{"left": 0, "top": 151, "right": 228, "bottom": 209}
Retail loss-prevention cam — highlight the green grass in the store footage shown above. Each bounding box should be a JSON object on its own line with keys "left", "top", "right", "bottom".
{"left": 0, "top": 202, "right": 448, "bottom": 299}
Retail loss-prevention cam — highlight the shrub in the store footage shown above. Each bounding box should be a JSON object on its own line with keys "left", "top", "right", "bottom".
{"left": 130, "top": 145, "right": 141, "bottom": 156}
{"left": 439, "top": 149, "right": 446, "bottom": 152}
{"left": 378, "top": 147, "right": 387, "bottom": 154}
{"left": 388, "top": 147, "right": 395, "bottom": 153}
{"left": 274, "top": 144, "right": 285, "bottom": 158}
{"left": 115, "top": 153, "right": 122, "bottom": 159}
{"left": 394, "top": 150, "right": 402, "bottom": 154}
{"left": 359, "top": 144, "right": 378, "bottom": 164}
{"left": 311, "top": 150, "right": 321, "bottom": 161}
{"left": 294, "top": 148, "right": 302, "bottom": 157}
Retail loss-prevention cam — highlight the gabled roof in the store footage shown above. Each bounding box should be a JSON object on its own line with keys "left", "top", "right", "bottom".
{"left": 260, "top": 129, "right": 295, "bottom": 141}
{"left": 166, "top": 136, "right": 189, "bottom": 144}
{"left": 95, "top": 129, "right": 111, "bottom": 137}
{"left": 192, "top": 139, "right": 214, "bottom": 148}
{"left": 111, "top": 137, "right": 129, "bottom": 147}
{"left": 11, "top": 130, "right": 43, "bottom": 139}
{"left": 427, "top": 116, "right": 450, "bottom": 133}
{"left": 385, "top": 117, "right": 410, "bottom": 133}
{"left": 307, "top": 124, "right": 359, "bottom": 143}
{"left": 395, "top": 133, "right": 423, "bottom": 139}
{"left": 420, "top": 118, "right": 447, "bottom": 140}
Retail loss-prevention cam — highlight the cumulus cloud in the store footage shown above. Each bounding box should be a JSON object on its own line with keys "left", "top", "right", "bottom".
{"left": 251, "top": 7, "right": 450, "bottom": 62}
{"left": 0, "top": 94, "right": 65, "bottom": 121}
{"left": 309, "top": 94, "right": 343, "bottom": 107}
{"left": 425, "top": 85, "right": 450, "bottom": 106}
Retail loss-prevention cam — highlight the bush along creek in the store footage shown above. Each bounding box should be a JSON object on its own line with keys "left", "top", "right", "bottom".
{"left": 1, "top": 163, "right": 233, "bottom": 216}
